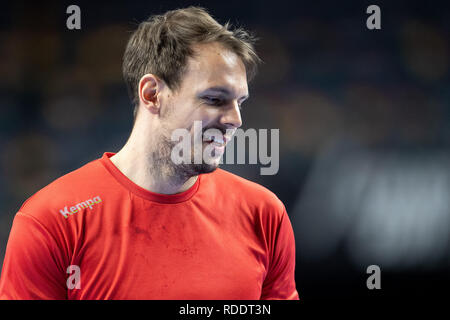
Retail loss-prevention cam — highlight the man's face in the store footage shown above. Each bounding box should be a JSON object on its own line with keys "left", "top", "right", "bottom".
{"left": 159, "top": 42, "right": 249, "bottom": 175}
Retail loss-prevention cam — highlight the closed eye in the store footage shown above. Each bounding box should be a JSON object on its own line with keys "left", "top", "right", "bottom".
{"left": 203, "top": 96, "right": 225, "bottom": 106}
{"left": 202, "top": 95, "right": 247, "bottom": 110}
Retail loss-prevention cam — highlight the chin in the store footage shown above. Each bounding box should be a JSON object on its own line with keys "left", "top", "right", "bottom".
{"left": 175, "top": 162, "right": 219, "bottom": 178}
{"left": 193, "top": 162, "right": 219, "bottom": 174}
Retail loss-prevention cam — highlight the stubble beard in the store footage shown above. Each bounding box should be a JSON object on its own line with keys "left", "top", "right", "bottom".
{"left": 152, "top": 130, "right": 219, "bottom": 184}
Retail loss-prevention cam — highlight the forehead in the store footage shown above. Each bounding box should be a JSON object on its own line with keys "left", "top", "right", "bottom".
{"left": 180, "top": 42, "right": 248, "bottom": 96}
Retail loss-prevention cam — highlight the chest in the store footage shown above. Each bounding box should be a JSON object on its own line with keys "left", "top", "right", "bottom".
{"left": 68, "top": 207, "right": 268, "bottom": 299}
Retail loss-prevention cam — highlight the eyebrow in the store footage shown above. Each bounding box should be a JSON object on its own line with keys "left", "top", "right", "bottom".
{"left": 198, "top": 86, "right": 249, "bottom": 102}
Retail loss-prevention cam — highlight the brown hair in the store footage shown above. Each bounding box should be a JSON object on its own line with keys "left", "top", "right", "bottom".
{"left": 122, "top": 6, "right": 261, "bottom": 119}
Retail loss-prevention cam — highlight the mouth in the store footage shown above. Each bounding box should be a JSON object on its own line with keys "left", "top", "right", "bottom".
{"left": 202, "top": 132, "right": 229, "bottom": 147}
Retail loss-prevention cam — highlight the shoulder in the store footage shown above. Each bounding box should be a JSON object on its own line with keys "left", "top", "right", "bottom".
{"left": 204, "top": 168, "right": 286, "bottom": 217}
{"left": 18, "top": 156, "right": 105, "bottom": 223}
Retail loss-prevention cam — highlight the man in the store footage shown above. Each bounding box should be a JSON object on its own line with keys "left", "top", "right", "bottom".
{"left": 0, "top": 7, "right": 299, "bottom": 300}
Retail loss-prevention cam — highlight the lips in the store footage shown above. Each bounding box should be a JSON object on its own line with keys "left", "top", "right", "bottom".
{"left": 202, "top": 132, "right": 229, "bottom": 146}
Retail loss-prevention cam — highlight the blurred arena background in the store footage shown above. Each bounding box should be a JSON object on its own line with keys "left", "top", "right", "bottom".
{"left": 1, "top": 0, "right": 449, "bottom": 300}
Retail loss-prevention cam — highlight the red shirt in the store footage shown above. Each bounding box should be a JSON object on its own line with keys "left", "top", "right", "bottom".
{"left": 0, "top": 152, "right": 299, "bottom": 300}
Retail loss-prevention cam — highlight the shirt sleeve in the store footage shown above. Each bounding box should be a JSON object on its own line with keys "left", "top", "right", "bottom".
{"left": 260, "top": 208, "right": 300, "bottom": 300}
{"left": 0, "top": 212, "right": 68, "bottom": 300}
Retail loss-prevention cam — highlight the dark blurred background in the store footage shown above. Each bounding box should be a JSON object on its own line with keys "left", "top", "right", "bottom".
{"left": 1, "top": 0, "right": 449, "bottom": 301}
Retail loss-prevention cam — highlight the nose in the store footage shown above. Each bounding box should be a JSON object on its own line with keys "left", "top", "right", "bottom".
{"left": 220, "top": 101, "right": 242, "bottom": 129}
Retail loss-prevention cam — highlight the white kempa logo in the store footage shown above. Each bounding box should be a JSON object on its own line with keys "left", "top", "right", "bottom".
{"left": 59, "top": 196, "right": 102, "bottom": 218}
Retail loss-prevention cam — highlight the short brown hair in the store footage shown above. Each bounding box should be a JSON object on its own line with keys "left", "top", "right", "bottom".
{"left": 122, "top": 6, "right": 261, "bottom": 119}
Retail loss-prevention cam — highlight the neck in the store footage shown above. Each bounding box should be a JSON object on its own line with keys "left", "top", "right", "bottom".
{"left": 110, "top": 124, "right": 198, "bottom": 195}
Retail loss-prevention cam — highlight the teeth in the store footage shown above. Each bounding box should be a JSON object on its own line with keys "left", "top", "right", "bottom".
{"left": 203, "top": 134, "right": 224, "bottom": 145}
{"left": 213, "top": 136, "right": 224, "bottom": 144}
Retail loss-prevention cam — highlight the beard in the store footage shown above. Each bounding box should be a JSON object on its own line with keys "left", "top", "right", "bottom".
{"left": 152, "top": 129, "right": 219, "bottom": 182}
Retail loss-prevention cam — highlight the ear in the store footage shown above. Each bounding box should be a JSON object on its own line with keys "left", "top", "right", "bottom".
{"left": 138, "top": 74, "right": 163, "bottom": 114}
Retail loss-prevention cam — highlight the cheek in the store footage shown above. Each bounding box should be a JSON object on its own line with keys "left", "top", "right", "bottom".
{"left": 166, "top": 97, "right": 219, "bottom": 133}
{"left": 165, "top": 107, "right": 195, "bottom": 130}
{"left": 185, "top": 108, "right": 217, "bottom": 130}
{"left": 199, "top": 107, "right": 223, "bottom": 125}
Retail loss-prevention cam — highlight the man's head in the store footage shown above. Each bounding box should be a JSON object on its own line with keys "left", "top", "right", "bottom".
{"left": 122, "top": 7, "right": 260, "bottom": 177}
